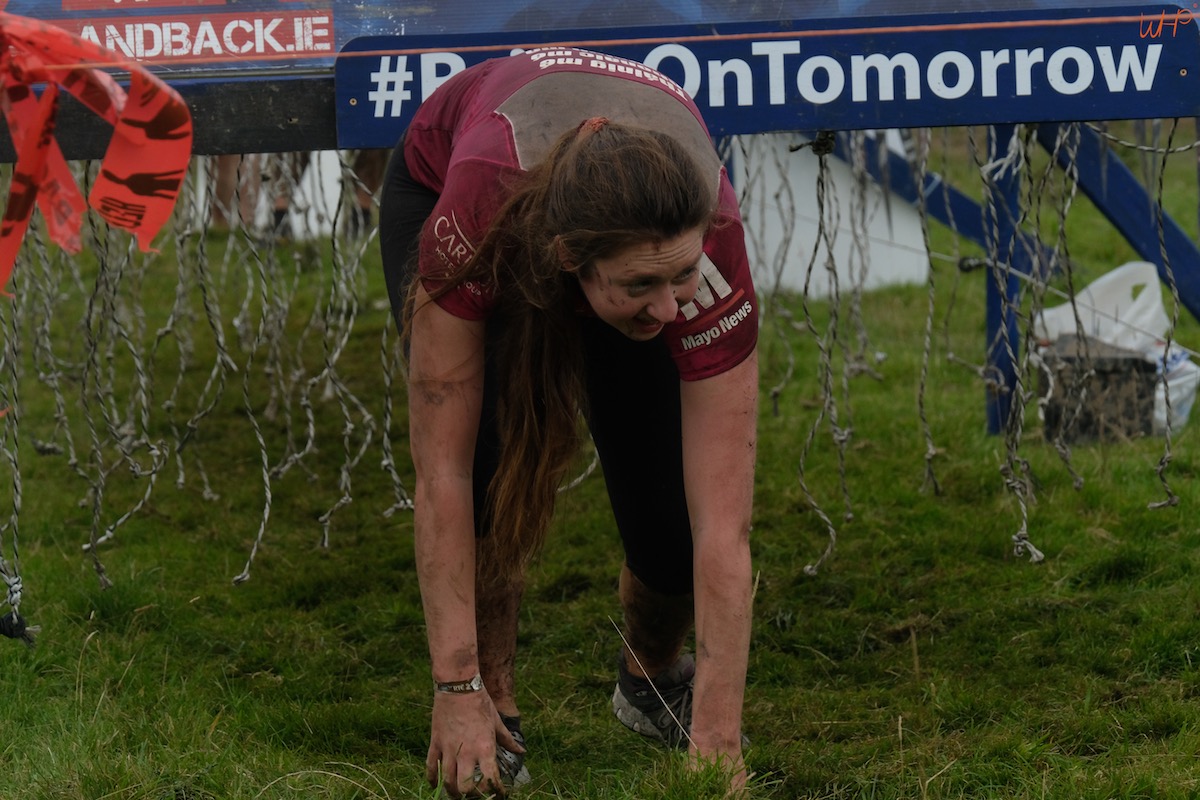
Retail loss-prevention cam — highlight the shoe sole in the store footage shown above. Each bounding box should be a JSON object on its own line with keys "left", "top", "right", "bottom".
{"left": 611, "top": 686, "right": 675, "bottom": 745}
{"left": 498, "top": 725, "right": 531, "bottom": 788}
{"left": 612, "top": 685, "right": 751, "bottom": 750}
{"left": 501, "top": 762, "right": 531, "bottom": 788}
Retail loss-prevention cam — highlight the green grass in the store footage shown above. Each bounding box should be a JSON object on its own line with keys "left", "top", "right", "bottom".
{"left": 2, "top": 136, "right": 1200, "bottom": 799}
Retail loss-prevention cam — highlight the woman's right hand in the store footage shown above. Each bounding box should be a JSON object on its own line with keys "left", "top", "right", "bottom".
{"left": 427, "top": 690, "right": 524, "bottom": 797}
{"left": 410, "top": 290, "right": 496, "bottom": 795}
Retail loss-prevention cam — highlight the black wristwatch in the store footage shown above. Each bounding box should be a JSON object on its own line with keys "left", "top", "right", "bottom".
{"left": 435, "top": 673, "right": 485, "bottom": 694}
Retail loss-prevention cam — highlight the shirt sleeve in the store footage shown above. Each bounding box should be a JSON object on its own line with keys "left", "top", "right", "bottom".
{"left": 417, "top": 157, "right": 510, "bottom": 320}
{"left": 666, "top": 174, "right": 759, "bottom": 382}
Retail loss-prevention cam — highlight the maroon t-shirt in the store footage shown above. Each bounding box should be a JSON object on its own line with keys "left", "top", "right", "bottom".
{"left": 404, "top": 47, "right": 757, "bottom": 381}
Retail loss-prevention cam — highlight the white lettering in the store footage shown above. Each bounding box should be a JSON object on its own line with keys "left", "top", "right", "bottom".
{"left": 751, "top": 41, "right": 801, "bottom": 105}
{"left": 1046, "top": 46, "right": 1094, "bottom": 95}
{"left": 70, "top": 15, "right": 338, "bottom": 62}
{"left": 1097, "top": 44, "right": 1161, "bottom": 91}
{"left": 134, "top": 23, "right": 163, "bottom": 59}
{"left": 105, "top": 25, "right": 136, "bottom": 58}
{"left": 980, "top": 50, "right": 1010, "bottom": 97}
{"left": 65, "top": 22, "right": 1168, "bottom": 109}
{"left": 193, "top": 21, "right": 221, "bottom": 56}
{"left": 422, "top": 52, "right": 466, "bottom": 100}
{"left": 432, "top": 213, "right": 475, "bottom": 265}
{"left": 529, "top": 48, "right": 574, "bottom": 61}
{"left": 798, "top": 55, "right": 845, "bottom": 104}
{"left": 254, "top": 17, "right": 285, "bottom": 53}
{"left": 223, "top": 19, "right": 253, "bottom": 55}
{"left": 680, "top": 254, "right": 734, "bottom": 320}
{"left": 928, "top": 51, "right": 975, "bottom": 99}
{"left": 851, "top": 52, "right": 920, "bottom": 101}
{"left": 518, "top": 42, "right": 1166, "bottom": 115}
{"left": 679, "top": 303, "right": 750, "bottom": 350}
{"left": 310, "top": 15, "right": 331, "bottom": 52}
{"left": 644, "top": 44, "right": 702, "bottom": 97}
{"left": 550, "top": 48, "right": 689, "bottom": 98}
{"left": 537, "top": 56, "right": 583, "bottom": 69}
{"left": 1014, "top": 48, "right": 1045, "bottom": 96}
{"left": 718, "top": 301, "right": 754, "bottom": 332}
{"left": 164, "top": 22, "right": 190, "bottom": 57}
{"left": 708, "top": 58, "right": 754, "bottom": 107}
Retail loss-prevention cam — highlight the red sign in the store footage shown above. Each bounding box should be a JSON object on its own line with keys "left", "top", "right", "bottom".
{"left": 62, "top": 0, "right": 227, "bottom": 10}
{"left": 55, "top": 10, "right": 333, "bottom": 63}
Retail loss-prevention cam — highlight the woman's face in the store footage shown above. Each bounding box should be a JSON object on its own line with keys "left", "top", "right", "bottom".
{"left": 577, "top": 227, "right": 705, "bottom": 341}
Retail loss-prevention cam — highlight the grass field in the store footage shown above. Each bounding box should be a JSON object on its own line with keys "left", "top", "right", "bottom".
{"left": 2, "top": 132, "right": 1200, "bottom": 799}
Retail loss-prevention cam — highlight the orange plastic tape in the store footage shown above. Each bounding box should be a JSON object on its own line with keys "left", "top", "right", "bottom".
{"left": 0, "top": 12, "right": 193, "bottom": 295}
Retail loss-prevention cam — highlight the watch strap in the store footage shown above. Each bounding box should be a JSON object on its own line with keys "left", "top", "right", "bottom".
{"left": 435, "top": 673, "right": 485, "bottom": 694}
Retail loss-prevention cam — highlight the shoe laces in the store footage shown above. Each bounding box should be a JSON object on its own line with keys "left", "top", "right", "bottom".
{"left": 620, "top": 655, "right": 695, "bottom": 748}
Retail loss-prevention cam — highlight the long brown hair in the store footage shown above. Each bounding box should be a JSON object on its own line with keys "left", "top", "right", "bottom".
{"left": 408, "top": 117, "right": 718, "bottom": 584}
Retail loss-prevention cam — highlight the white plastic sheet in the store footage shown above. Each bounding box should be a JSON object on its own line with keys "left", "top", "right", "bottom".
{"left": 1034, "top": 261, "right": 1199, "bottom": 434}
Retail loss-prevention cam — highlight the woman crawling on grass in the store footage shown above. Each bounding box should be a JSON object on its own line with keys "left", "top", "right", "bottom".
{"left": 380, "top": 47, "right": 759, "bottom": 798}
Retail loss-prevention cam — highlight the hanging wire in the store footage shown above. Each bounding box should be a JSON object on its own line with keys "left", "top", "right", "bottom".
{"left": 795, "top": 140, "right": 846, "bottom": 576}
{"left": 0, "top": 257, "right": 37, "bottom": 646}
{"left": 1149, "top": 118, "right": 1184, "bottom": 509}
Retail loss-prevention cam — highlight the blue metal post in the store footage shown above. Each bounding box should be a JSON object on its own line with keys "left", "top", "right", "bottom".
{"left": 1036, "top": 123, "right": 1200, "bottom": 324}
{"left": 985, "top": 124, "right": 1028, "bottom": 435}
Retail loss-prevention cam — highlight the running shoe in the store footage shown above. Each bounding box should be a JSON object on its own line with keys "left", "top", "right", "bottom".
{"left": 497, "top": 713, "right": 531, "bottom": 789}
{"left": 611, "top": 652, "right": 695, "bottom": 749}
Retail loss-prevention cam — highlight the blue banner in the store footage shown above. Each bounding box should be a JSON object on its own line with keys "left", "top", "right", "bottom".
{"left": 7, "top": 0, "right": 1182, "bottom": 80}
{"left": 333, "top": 7, "right": 1200, "bottom": 146}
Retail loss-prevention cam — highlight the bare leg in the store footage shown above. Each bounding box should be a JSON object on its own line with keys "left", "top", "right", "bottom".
{"left": 352, "top": 148, "right": 388, "bottom": 211}
{"left": 268, "top": 152, "right": 309, "bottom": 234}
{"left": 211, "top": 154, "right": 262, "bottom": 229}
{"left": 619, "top": 563, "right": 693, "bottom": 678}
{"left": 211, "top": 155, "right": 242, "bottom": 227}
{"left": 476, "top": 548, "right": 523, "bottom": 718}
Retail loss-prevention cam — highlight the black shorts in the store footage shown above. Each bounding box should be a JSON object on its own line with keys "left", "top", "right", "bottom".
{"left": 379, "top": 139, "right": 694, "bottom": 596}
